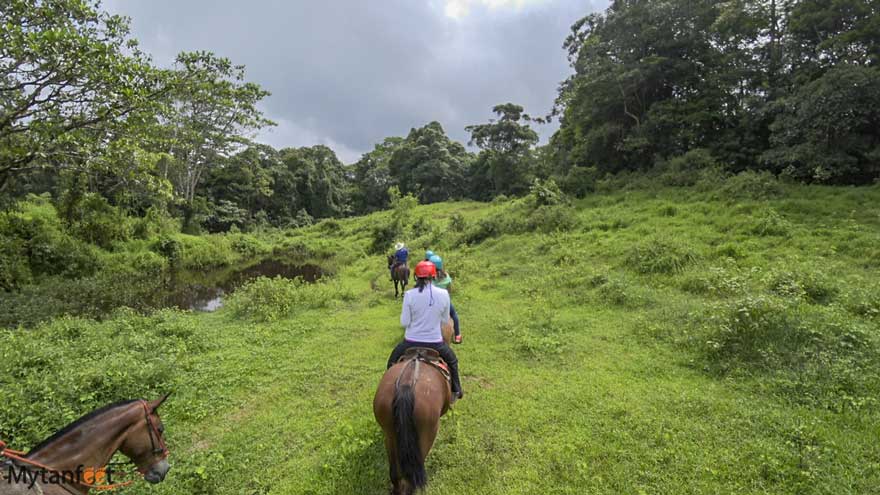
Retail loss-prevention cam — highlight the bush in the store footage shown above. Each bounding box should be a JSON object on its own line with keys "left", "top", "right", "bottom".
{"left": 230, "top": 235, "right": 270, "bottom": 258}
{"left": 227, "top": 276, "right": 354, "bottom": 322}
{"left": 369, "top": 220, "right": 401, "bottom": 255}
{"left": 844, "top": 287, "right": 880, "bottom": 319}
{"left": 749, "top": 209, "right": 793, "bottom": 237}
{"left": 720, "top": 170, "right": 783, "bottom": 200}
{"left": 0, "top": 211, "right": 100, "bottom": 282}
{"left": 526, "top": 205, "right": 578, "bottom": 233}
{"left": 701, "top": 296, "right": 879, "bottom": 410}
{"left": 0, "top": 235, "right": 31, "bottom": 291}
{"left": 64, "top": 193, "right": 132, "bottom": 249}
{"left": 679, "top": 264, "right": 746, "bottom": 297}
{"left": 627, "top": 237, "right": 698, "bottom": 274}
{"left": 767, "top": 270, "right": 838, "bottom": 305}
{"left": 0, "top": 310, "right": 206, "bottom": 447}
{"left": 596, "top": 277, "right": 647, "bottom": 307}
{"left": 659, "top": 148, "right": 723, "bottom": 187}
{"left": 527, "top": 178, "right": 567, "bottom": 207}
{"left": 448, "top": 213, "right": 468, "bottom": 233}
{"left": 561, "top": 166, "right": 598, "bottom": 197}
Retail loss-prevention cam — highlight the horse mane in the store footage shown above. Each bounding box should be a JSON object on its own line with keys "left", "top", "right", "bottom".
{"left": 26, "top": 399, "right": 140, "bottom": 457}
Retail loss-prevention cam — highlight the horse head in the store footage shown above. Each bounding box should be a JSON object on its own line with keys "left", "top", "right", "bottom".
{"left": 118, "top": 394, "right": 172, "bottom": 483}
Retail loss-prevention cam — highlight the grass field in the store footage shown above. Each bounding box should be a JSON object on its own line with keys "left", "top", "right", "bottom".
{"left": 3, "top": 181, "right": 880, "bottom": 494}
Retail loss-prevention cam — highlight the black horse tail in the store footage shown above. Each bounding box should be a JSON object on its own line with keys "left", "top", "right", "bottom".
{"left": 393, "top": 380, "right": 426, "bottom": 490}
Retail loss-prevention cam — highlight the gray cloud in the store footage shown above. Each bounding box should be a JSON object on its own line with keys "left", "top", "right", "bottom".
{"left": 104, "top": 0, "right": 609, "bottom": 162}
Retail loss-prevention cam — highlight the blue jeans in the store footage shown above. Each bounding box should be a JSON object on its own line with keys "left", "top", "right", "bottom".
{"left": 450, "top": 303, "right": 460, "bottom": 337}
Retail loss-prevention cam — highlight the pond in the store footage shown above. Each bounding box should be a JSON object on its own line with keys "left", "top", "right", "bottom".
{"left": 164, "top": 259, "right": 324, "bottom": 312}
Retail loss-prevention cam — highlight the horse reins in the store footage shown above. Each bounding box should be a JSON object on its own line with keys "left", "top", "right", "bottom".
{"left": 0, "top": 400, "right": 168, "bottom": 491}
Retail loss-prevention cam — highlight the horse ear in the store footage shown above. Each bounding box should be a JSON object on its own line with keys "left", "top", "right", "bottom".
{"left": 150, "top": 392, "right": 172, "bottom": 411}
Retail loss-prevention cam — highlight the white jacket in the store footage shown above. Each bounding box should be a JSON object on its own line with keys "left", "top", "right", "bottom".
{"left": 400, "top": 283, "right": 450, "bottom": 343}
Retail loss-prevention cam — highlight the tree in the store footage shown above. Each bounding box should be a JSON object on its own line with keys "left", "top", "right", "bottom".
{"left": 0, "top": 0, "right": 168, "bottom": 193}
{"left": 762, "top": 65, "right": 880, "bottom": 182}
{"left": 351, "top": 136, "right": 403, "bottom": 215}
{"left": 465, "top": 103, "right": 539, "bottom": 197}
{"left": 162, "top": 51, "right": 273, "bottom": 229}
{"left": 273, "top": 145, "right": 348, "bottom": 222}
{"left": 388, "top": 122, "right": 469, "bottom": 204}
{"left": 203, "top": 144, "right": 278, "bottom": 226}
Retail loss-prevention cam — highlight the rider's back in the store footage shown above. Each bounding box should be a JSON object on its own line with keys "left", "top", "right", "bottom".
{"left": 401, "top": 285, "right": 449, "bottom": 343}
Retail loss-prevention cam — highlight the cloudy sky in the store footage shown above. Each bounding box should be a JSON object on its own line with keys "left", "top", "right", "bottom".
{"left": 104, "top": 0, "right": 609, "bottom": 163}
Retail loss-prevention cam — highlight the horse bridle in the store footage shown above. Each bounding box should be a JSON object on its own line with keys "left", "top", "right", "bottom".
{"left": 139, "top": 399, "right": 169, "bottom": 470}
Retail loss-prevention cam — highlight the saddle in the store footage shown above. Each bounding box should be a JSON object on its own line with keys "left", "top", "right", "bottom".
{"left": 398, "top": 347, "right": 451, "bottom": 383}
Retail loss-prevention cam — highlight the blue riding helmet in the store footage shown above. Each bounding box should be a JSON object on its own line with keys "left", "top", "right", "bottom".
{"left": 429, "top": 255, "right": 443, "bottom": 271}
{"left": 425, "top": 250, "right": 435, "bottom": 260}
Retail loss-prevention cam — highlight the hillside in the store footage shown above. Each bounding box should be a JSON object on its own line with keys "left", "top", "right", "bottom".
{"left": 2, "top": 179, "right": 879, "bottom": 494}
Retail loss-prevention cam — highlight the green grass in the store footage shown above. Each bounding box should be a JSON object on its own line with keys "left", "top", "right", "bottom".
{"left": 3, "top": 183, "right": 880, "bottom": 494}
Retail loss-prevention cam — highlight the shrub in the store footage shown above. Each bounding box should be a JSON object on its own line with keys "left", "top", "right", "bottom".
{"left": 659, "top": 148, "right": 722, "bottom": 187}
{"left": 561, "top": 166, "right": 598, "bottom": 197}
{"left": 701, "top": 296, "right": 879, "bottom": 410}
{"left": 0, "top": 310, "right": 206, "bottom": 447}
{"left": 227, "top": 276, "right": 354, "bottom": 322}
{"left": 627, "top": 237, "right": 698, "bottom": 274}
{"left": 596, "top": 277, "right": 646, "bottom": 307}
{"left": 720, "top": 170, "right": 783, "bottom": 200}
{"left": 844, "top": 287, "right": 880, "bottom": 319}
{"left": 64, "top": 193, "right": 132, "bottom": 248}
{"left": 767, "top": 270, "right": 838, "bottom": 305}
{"left": 448, "top": 213, "right": 468, "bottom": 233}
{"left": 0, "top": 235, "right": 31, "bottom": 291}
{"left": 526, "top": 205, "right": 578, "bottom": 233}
{"left": 0, "top": 211, "right": 100, "bottom": 281}
{"left": 230, "top": 235, "right": 270, "bottom": 258}
{"left": 369, "top": 221, "right": 400, "bottom": 255}
{"left": 749, "top": 209, "right": 793, "bottom": 237}
{"left": 714, "top": 242, "right": 747, "bottom": 259}
{"left": 679, "top": 264, "right": 746, "bottom": 297}
{"left": 527, "top": 178, "right": 567, "bottom": 207}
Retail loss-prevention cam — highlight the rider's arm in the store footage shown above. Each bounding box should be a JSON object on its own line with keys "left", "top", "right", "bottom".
{"left": 400, "top": 292, "right": 412, "bottom": 328}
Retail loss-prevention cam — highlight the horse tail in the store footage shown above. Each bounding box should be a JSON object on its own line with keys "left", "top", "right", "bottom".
{"left": 393, "top": 369, "right": 426, "bottom": 490}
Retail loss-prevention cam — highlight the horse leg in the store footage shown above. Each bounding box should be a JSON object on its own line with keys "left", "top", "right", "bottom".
{"left": 383, "top": 433, "right": 402, "bottom": 494}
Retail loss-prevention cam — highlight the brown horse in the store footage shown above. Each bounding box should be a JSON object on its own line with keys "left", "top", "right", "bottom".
{"left": 374, "top": 349, "right": 453, "bottom": 494}
{"left": 387, "top": 255, "right": 410, "bottom": 298}
{"left": 0, "top": 396, "right": 172, "bottom": 494}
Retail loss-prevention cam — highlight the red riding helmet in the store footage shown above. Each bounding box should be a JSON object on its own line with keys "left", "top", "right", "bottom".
{"left": 414, "top": 260, "right": 437, "bottom": 279}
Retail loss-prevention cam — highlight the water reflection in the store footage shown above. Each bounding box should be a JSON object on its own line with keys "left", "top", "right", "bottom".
{"left": 165, "top": 260, "right": 323, "bottom": 312}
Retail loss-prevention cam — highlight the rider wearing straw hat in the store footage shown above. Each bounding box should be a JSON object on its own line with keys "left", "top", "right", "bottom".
{"left": 387, "top": 260, "right": 464, "bottom": 401}
{"left": 389, "top": 242, "right": 409, "bottom": 280}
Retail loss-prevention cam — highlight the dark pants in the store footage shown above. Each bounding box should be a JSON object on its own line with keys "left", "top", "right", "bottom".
{"left": 450, "top": 303, "right": 460, "bottom": 337}
{"left": 387, "top": 340, "right": 462, "bottom": 396}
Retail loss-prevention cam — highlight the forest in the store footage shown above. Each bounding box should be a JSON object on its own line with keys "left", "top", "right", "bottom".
{"left": 2, "top": 0, "right": 877, "bottom": 236}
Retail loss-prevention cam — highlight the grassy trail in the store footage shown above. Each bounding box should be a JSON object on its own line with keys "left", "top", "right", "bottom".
{"left": 8, "top": 186, "right": 878, "bottom": 494}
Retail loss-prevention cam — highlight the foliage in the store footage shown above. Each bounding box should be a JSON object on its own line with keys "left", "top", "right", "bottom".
{"left": 388, "top": 122, "right": 470, "bottom": 203}
{"left": 0, "top": 0, "right": 168, "bottom": 192}
{"left": 163, "top": 50, "right": 274, "bottom": 230}
{"left": 465, "top": 103, "right": 539, "bottom": 197}
{"left": 749, "top": 208, "right": 793, "bottom": 237}
{"left": 226, "top": 276, "right": 353, "bottom": 322}
{"left": 719, "top": 171, "right": 783, "bottom": 200}
{"left": 552, "top": 0, "right": 880, "bottom": 185}
{"left": 626, "top": 237, "right": 698, "bottom": 274}
{"left": 0, "top": 309, "right": 206, "bottom": 447}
